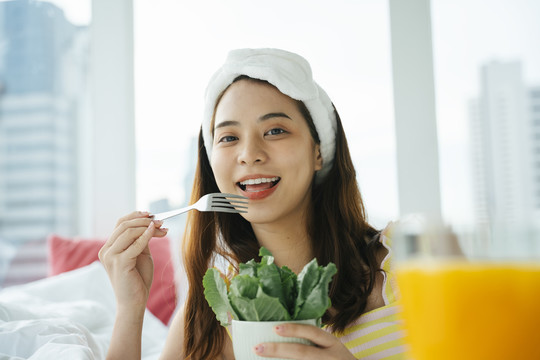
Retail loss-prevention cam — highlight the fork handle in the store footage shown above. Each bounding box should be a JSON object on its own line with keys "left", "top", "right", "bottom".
{"left": 151, "top": 205, "right": 192, "bottom": 221}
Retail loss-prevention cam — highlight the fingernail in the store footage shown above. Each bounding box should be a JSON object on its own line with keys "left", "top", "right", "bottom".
{"left": 254, "top": 344, "right": 264, "bottom": 354}
{"left": 139, "top": 211, "right": 150, "bottom": 216}
{"left": 275, "top": 325, "right": 284, "bottom": 333}
{"left": 154, "top": 220, "right": 163, "bottom": 226}
{"left": 161, "top": 227, "right": 169, "bottom": 232}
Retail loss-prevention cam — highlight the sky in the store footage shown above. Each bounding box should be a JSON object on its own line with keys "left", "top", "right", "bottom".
{"left": 38, "top": 0, "right": 540, "bottom": 229}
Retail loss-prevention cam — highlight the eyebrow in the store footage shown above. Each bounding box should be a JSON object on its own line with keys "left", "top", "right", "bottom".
{"left": 259, "top": 112, "right": 292, "bottom": 121}
{"left": 214, "top": 112, "right": 292, "bottom": 129}
{"left": 214, "top": 120, "right": 239, "bottom": 129}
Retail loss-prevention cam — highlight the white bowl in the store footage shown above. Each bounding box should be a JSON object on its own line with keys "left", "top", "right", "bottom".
{"left": 231, "top": 318, "right": 318, "bottom": 360}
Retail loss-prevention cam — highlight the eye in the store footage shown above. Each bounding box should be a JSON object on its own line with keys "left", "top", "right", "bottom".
{"left": 265, "top": 128, "right": 287, "bottom": 136}
{"left": 218, "top": 135, "right": 238, "bottom": 143}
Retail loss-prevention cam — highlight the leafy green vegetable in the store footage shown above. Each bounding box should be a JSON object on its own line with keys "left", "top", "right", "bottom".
{"left": 258, "top": 260, "right": 285, "bottom": 305}
{"left": 203, "top": 247, "right": 337, "bottom": 326}
{"left": 279, "top": 265, "right": 297, "bottom": 314}
{"left": 202, "top": 268, "right": 238, "bottom": 326}
{"left": 239, "top": 259, "right": 257, "bottom": 277}
{"left": 230, "top": 288, "right": 291, "bottom": 321}
{"left": 229, "top": 274, "right": 259, "bottom": 299}
{"left": 294, "top": 262, "right": 337, "bottom": 320}
{"left": 294, "top": 258, "right": 320, "bottom": 316}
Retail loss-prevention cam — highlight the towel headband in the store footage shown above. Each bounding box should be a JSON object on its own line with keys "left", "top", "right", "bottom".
{"left": 202, "top": 48, "right": 337, "bottom": 183}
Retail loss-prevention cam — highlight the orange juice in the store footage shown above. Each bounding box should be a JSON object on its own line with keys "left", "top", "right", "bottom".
{"left": 396, "top": 261, "right": 540, "bottom": 360}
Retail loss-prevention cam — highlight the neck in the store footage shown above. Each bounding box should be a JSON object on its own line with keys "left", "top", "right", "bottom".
{"left": 251, "top": 216, "right": 314, "bottom": 275}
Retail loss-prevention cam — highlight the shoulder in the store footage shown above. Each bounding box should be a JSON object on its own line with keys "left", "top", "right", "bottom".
{"left": 380, "top": 221, "right": 396, "bottom": 242}
{"left": 377, "top": 221, "right": 396, "bottom": 270}
{"left": 364, "top": 221, "right": 397, "bottom": 312}
{"left": 363, "top": 246, "right": 387, "bottom": 312}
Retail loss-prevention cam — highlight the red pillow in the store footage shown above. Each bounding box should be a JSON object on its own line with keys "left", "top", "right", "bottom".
{"left": 47, "top": 234, "right": 177, "bottom": 325}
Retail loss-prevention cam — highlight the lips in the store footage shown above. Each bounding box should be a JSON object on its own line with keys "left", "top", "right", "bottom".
{"left": 237, "top": 176, "right": 281, "bottom": 200}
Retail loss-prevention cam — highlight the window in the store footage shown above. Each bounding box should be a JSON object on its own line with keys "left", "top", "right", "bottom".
{"left": 0, "top": 0, "right": 91, "bottom": 243}
{"left": 134, "top": 0, "right": 398, "bottom": 236}
{"left": 431, "top": 0, "right": 540, "bottom": 229}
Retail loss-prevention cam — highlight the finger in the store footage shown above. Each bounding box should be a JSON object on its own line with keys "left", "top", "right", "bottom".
{"left": 140, "top": 227, "right": 169, "bottom": 257}
{"left": 100, "top": 229, "right": 142, "bottom": 265}
{"left": 122, "top": 221, "right": 156, "bottom": 259}
{"left": 142, "top": 243, "right": 151, "bottom": 256}
{"left": 112, "top": 215, "right": 157, "bottom": 240}
{"left": 254, "top": 342, "right": 315, "bottom": 359}
{"left": 274, "top": 323, "right": 336, "bottom": 348}
{"left": 103, "top": 214, "right": 152, "bottom": 252}
{"left": 115, "top": 210, "right": 151, "bottom": 227}
{"left": 104, "top": 217, "right": 161, "bottom": 251}
{"left": 109, "top": 220, "right": 164, "bottom": 254}
{"left": 150, "top": 226, "right": 169, "bottom": 238}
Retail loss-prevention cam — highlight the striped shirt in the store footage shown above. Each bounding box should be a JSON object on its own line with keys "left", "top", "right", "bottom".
{"left": 326, "top": 223, "right": 408, "bottom": 359}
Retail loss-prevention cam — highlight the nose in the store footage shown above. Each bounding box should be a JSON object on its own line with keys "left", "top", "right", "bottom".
{"left": 237, "top": 137, "right": 267, "bottom": 165}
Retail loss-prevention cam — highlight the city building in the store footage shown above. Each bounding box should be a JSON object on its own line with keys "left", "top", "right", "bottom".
{"left": 529, "top": 86, "right": 540, "bottom": 215}
{"left": 469, "top": 61, "right": 540, "bottom": 236}
{"left": 0, "top": 0, "right": 89, "bottom": 243}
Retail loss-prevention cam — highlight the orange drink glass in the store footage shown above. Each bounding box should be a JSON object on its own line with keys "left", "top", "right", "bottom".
{"left": 393, "top": 218, "right": 540, "bottom": 360}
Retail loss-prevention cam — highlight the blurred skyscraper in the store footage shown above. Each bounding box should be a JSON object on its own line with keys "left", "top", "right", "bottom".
{"left": 0, "top": 0, "right": 89, "bottom": 242}
{"left": 531, "top": 86, "right": 540, "bottom": 213}
{"left": 469, "top": 61, "right": 540, "bottom": 232}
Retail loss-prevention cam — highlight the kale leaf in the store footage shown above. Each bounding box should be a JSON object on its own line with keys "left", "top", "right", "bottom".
{"left": 203, "top": 247, "right": 336, "bottom": 326}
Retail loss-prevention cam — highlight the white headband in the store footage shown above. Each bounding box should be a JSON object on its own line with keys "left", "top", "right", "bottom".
{"left": 202, "top": 48, "right": 337, "bottom": 182}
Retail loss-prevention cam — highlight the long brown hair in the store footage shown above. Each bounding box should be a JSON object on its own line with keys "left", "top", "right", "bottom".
{"left": 182, "top": 78, "right": 382, "bottom": 359}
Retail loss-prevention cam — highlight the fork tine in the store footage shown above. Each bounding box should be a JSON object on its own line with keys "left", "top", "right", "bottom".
{"left": 211, "top": 201, "right": 248, "bottom": 210}
{"left": 212, "top": 197, "right": 248, "bottom": 203}
{"left": 211, "top": 193, "right": 248, "bottom": 211}
{"left": 213, "top": 193, "right": 248, "bottom": 199}
{"left": 212, "top": 199, "right": 248, "bottom": 206}
{"left": 210, "top": 206, "right": 248, "bottom": 214}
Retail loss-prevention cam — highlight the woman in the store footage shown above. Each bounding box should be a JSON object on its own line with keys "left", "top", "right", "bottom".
{"left": 99, "top": 48, "right": 405, "bottom": 359}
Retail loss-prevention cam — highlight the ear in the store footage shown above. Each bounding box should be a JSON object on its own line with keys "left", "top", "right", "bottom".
{"left": 314, "top": 144, "right": 323, "bottom": 171}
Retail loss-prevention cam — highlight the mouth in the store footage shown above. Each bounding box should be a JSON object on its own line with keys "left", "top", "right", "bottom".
{"left": 237, "top": 176, "right": 281, "bottom": 192}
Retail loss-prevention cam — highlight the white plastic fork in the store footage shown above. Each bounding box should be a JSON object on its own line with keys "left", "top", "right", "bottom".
{"left": 151, "top": 193, "right": 248, "bottom": 221}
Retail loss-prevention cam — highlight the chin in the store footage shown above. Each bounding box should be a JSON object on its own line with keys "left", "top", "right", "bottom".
{"left": 241, "top": 211, "right": 285, "bottom": 227}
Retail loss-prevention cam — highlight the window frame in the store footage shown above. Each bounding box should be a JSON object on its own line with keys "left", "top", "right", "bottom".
{"left": 86, "top": 0, "right": 135, "bottom": 237}
{"left": 89, "top": 0, "right": 443, "bottom": 235}
{"left": 389, "top": 0, "right": 442, "bottom": 218}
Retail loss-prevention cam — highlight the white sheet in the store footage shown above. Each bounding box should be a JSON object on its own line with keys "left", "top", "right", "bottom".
{"left": 0, "top": 261, "right": 168, "bottom": 360}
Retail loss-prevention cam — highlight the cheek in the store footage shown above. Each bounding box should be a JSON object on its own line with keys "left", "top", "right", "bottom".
{"left": 289, "top": 143, "right": 319, "bottom": 168}
{"left": 210, "top": 152, "right": 230, "bottom": 186}
{"left": 283, "top": 148, "right": 318, "bottom": 179}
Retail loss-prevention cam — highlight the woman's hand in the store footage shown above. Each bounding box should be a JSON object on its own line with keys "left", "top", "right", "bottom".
{"left": 98, "top": 211, "right": 168, "bottom": 310}
{"left": 253, "top": 323, "right": 356, "bottom": 360}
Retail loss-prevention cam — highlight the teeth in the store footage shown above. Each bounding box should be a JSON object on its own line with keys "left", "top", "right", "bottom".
{"left": 240, "top": 177, "right": 279, "bottom": 186}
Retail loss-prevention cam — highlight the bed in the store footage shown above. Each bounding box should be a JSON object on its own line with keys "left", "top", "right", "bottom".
{"left": 0, "top": 261, "right": 169, "bottom": 359}
{"left": 0, "top": 235, "right": 181, "bottom": 359}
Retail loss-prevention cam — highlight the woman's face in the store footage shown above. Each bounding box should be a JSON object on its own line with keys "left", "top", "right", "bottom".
{"left": 210, "top": 79, "right": 322, "bottom": 225}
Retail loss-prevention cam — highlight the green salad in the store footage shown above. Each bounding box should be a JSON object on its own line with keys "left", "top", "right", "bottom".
{"left": 203, "top": 247, "right": 337, "bottom": 326}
